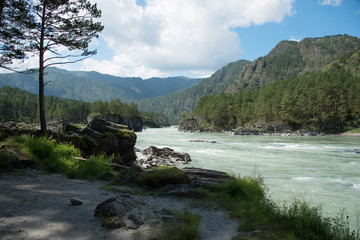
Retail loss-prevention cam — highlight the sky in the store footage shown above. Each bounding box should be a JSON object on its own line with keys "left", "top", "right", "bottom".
{"left": 4, "top": 0, "right": 360, "bottom": 79}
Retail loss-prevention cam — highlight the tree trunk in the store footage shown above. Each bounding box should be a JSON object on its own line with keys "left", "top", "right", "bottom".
{"left": 39, "top": 1, "right": 46, "bottom": 135}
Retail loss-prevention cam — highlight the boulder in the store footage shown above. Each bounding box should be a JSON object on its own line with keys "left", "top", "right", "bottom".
{"left": 94, "top": 195, "right": 144, "bottom": 230}
{"left": 87, "top": 116, "right": 128, "bottom": 134}
{"left": 136, "top": 146, "right": 191, "bottom": 169}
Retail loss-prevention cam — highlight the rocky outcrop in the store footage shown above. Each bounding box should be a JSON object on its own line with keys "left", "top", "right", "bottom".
{"left": 0, "top": 117, "right": 137, "bottom": 165}
{"left": 71, "top": 117, "right": 137, "bottom": 164}
{"left": 178, "top": 117, "right": 204, "bottom": 132}
{"left": 97, "top": 114, "right": 143, "bottom": 132}
{"left": 136, "top": 146, "right": 191, "bottom": 169}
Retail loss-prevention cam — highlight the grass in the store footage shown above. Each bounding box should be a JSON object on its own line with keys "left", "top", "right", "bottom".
{"left": 205, "top": 175, "right": 360, "bottom": 240}
{"left": 1, "top": 134, "right": 359, "bottom": 239}
{"left": 158, "top": 211, "right": 201, "bottom": 240}
{"left": 136, "top": 166, "right": 189, "bottom": 189}
{"left": 1, "top": 135, "right": 116, "bottom": 180}
{"left": 346, "top": 128, "right": 360, "bottom": 133}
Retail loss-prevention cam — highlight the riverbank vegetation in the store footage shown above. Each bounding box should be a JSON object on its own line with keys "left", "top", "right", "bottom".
{"left": 192, "top": 64, "right": 360, "bottom": 132}
{"left": 1, "top": 134, "right": 359, "bottom": 239}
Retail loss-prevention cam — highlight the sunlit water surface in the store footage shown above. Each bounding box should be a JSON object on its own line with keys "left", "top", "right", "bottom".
{"left": 136, "top": 127, "right": 360, "bottom": 230}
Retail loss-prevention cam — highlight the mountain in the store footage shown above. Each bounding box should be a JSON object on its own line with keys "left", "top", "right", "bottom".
{"left": 138, "top": 34, "right": 360, "bottom": 122}
{"left": 228, "top": 34, "right": 360, "bottom": 92}
{"left": 0, "top": 67, "right": 202, "bottom": 103}
{"left": 137, "top": 59, "right": 251, "bottom": 121}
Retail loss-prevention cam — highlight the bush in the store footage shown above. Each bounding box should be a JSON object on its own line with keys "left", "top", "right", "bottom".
{"left": 67, "top": 155, "right": 113, "bottom": 180}
{"left": 23, "top": 136, "right": 81, "bottom": 173}
{"left": 222, "top": 177, "right": 265, "bottom": 200}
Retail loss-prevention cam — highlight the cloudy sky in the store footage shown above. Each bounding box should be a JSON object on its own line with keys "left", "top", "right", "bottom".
{"left": 7, "top": 0, "right": 360, "bottom": 79}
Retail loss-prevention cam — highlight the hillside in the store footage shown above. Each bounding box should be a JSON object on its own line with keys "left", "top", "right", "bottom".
{"left": 228, "top": 34, "right": 360, "bottom": 92}
{"left": 189, "top": 36, "right": 360, "bottom": 132}
{"left": 137, "top": 59, "right": 251, "bottom": 121}
{"left": 0, "top": 67, "right": 202, "bottom": 103}
{"left": 138, "top": 35, "right": 360, "bottom": 121}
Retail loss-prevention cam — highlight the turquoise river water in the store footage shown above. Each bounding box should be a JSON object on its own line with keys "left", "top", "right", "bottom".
{"left": 136, "top": 127, "right": 360, "bottom": 230}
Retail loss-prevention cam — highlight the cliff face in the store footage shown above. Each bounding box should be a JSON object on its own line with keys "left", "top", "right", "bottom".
{"left": 227, "top": 34, "right": 360, "bottom": 93}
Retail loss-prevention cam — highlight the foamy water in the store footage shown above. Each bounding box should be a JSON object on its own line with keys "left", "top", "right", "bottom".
{"left": 136, "top": 127, "right": 360, "bottom": 230}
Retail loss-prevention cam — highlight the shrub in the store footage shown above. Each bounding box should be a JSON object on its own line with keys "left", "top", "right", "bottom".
{"left": 67, "top": 155, "right": 113, "bottom": 180}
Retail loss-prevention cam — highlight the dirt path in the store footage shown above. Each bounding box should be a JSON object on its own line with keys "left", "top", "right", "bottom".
{"left": 0, "top": 170, "right": 238, "bottom": 240}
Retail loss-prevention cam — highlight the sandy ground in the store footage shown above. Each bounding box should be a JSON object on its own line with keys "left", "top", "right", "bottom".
{"left": 0, "top": 169, "right": 238, "bottom": 240}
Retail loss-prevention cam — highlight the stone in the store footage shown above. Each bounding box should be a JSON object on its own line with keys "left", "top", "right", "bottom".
{"left": 70, "top": 198, "right": 83, "bottom": 206}
{"left": 136, "top": 146, "right": 191, "bottom": 169}
{"left": 106, "top": 216, "right": 126, "bottom": 229}
{"left": 94, "top": 195, "right": 145, "bottom": 230}
{"left": 94, "top": 196, "right": 135, "bottom": 217}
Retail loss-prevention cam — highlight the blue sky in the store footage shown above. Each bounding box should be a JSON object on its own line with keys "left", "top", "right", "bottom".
{"left": 235, "top": 0, "right": 360, "bottom": 60}
{"left": 10, "top": 0, "right": 358, "bottom": 79}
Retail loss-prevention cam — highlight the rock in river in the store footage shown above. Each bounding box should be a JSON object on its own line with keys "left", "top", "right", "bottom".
{"left": 136, "top": 146, "right": 191, "bottom": 169}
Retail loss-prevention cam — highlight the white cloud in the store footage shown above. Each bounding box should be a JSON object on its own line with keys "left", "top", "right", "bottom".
{"left": 289, "top": 36, "right": 302, "bottom": 42}
{"left": 85, "top": 0, "right": 295, "bottom": 77}
{"left": 319, "top": 0, "right": 342, "bottom": 7}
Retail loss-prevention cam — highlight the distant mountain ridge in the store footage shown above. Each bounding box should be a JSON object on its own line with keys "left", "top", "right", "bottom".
{"left": 0, "top": 67, "right": 202, "bottom": 103}
{"left": 138, "top": 34, "right": 360, "bottom": 121}
{"left": 137, "top": 59, "right": 251, "bottom": 121}
{"left": 228, "top": 34, "right": 360, "bottom": 92}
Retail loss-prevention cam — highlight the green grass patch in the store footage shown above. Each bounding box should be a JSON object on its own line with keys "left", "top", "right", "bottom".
{"left": 67, "top": 155, "right": 113, "bottom": 180}
{"left": 136, "top": 166, "right": 189, "bottom": 188}
{"left": 346, "top": 128, "right": 360, "bottom": 133}
{"left": 159, "top": 211, "right": 201, "bottom": 240}
{"left": 2, "top": 135, "right": 116, "bottom": 180}
{"left": 206, "top": 175, "right": 359, "bottom": 240}
{"left": 114, "top": 129, "right": 135, "bottom": 141}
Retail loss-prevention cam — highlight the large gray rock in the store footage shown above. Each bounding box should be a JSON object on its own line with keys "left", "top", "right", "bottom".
{"left": 94, "top": 195, "right": 144, "bottom": 230}
{"left": 136, "top": 146, "right": 191, "bottom": 169}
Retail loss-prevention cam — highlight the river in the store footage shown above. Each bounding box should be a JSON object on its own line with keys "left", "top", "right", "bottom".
{"left": 136, "top": 127, "right": 360, "bottom": 230}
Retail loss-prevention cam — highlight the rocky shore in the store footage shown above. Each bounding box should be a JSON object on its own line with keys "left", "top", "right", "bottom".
{"left": 0, "top": 167, "right": 238, "bottom": 240}
{"left": 178, "top": 117, "right": 357, "bottom": 136}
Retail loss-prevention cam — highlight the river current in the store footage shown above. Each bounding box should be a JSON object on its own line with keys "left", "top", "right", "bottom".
{"left": 136, "top": 127, "right": 360, "bottom": 230}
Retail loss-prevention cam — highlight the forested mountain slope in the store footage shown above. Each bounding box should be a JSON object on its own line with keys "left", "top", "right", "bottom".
{"left": 0, "top": 67, "right": 201, "bottom": 103}
{"left": 191, "top": 40, "right": 360, "bottom": 132}
{"left": 137, "top": 60, "right": 251, "bottom": 121}
{"left": 228, "top": 34, "right": 360, "bottom": 92}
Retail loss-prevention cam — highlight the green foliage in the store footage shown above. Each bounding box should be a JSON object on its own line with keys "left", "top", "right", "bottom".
{"left": 114, "top": 129, "right": 135, "bottom": 141}
{"left": 23, "top": 136, "right": 81, "bottom": 173}
{"left": 136, "top": 167, "right": 189, "bottom": 188}
{"left": 137, "top": 60, "right": 251, "bottom": 122}
{"left": 142, "top": 112, "right": 170, "bottom": 127}
{"left": 67, "top": 155, "right": 113, "bottom": 180}
{"left": 0, "top": 151, "right": 16, "bottom": 172}
{"left": 90, "top": 99, "right": 141, "bottom": 118}
{"left": 206, "top": 174, "right": 360, "bottom": 239}
{"left": 0, "top": 86, "right": 90, "bottom": 123}
{"left": 193, "top": 64, "right": 360, "bottom": 131}
{"left": 222, "top": 177, "right": 265, "bottom": 200}
{"left": 159, "top": 211, "right": 201, "bottom": 240}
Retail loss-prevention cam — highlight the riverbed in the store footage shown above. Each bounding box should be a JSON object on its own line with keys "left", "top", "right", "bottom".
{"left": 136, "top": 127, "right": 360, "bottom": 230}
